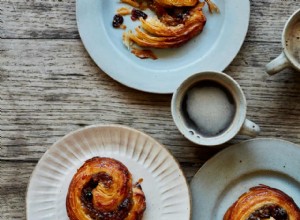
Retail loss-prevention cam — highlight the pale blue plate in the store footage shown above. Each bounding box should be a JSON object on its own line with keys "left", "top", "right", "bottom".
{"left": 76, "top": 0, "right": 250, "bottom": 93}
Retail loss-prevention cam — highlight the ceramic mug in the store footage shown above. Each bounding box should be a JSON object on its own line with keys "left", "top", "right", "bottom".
{"left": 171, "top": 71, "right": 260, "bottom": 146}
{"left": 266, "top": 9, "right": 300, "bottom": 75}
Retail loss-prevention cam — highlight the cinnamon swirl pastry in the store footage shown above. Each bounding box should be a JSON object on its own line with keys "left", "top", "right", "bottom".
{"left": 66, "top": 157, "right": 146, "bottom": 220}
{"left": 223, "top": 185, "right": 300, "bottom": 220}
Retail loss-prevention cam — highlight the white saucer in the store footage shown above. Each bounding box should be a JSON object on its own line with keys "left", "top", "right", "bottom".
{"left": 190, "top": 138, "right": 300, "bottom": 219}
{"left": 26, "top": 124, "right": 191, "bottom": 220}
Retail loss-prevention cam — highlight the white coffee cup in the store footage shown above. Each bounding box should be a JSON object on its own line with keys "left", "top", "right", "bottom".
{"left": 266, "top": 9, "right": 300, "bottom": 75}
{"left": 171, "top": 71, "right": 260, "bottom": 146}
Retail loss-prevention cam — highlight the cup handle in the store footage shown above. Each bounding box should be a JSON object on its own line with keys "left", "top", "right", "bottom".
{"left": 265, "top": 52, "right": 291, "bottom": 75}
{"left": 239, "top": 119, "right": 260, "bottom": 137}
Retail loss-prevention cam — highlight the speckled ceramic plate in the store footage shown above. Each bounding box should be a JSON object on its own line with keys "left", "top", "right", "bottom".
{"left": 76, "top": 0, "right": 250, "bottom": 94}
{"left": 190, "top": 138, "right": 300, "bottom": 220}
{"left": 26, "top": 124, "right": 190, "bottom": 220}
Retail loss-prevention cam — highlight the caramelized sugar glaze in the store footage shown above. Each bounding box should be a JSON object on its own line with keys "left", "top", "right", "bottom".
{"left": 66, "top": 157, "right": 146, "bottom": 220}
{"left": 223, "top": 185, "right": 300, "bottom": 220}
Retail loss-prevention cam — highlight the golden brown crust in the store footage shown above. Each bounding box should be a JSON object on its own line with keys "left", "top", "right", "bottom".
{"left": 223, "top": 185, "right": 300, "bottom": 220}
{"left": 131, "top": 48, "right": 158, "bottom": 59}
{"left": 66, "top": 157, "right": 146, "bottom": 220}
{"left": 125, "top": 2, "right": 206, "bottom": 48}
{"left": 155, "top": 0, "right": 198, "bottom": 7}
{"left": 204, "top": 0, "right": 219, "bottom": 13}
{"left": 125, "top": 183, "right": 146, "bottom": 220}
{"left": 121, "top": 0, "right": 140, "bottom": 8}
{"left": 117, "top": 7, "right": 132, "bottom": 16}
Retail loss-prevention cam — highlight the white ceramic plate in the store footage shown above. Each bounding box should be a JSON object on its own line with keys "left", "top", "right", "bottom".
{"left": 190, "top": 138, "right": 300, "bottom": 220}
{"left": 76, "top": 0, "right": 250, "bottom": 94}
{"left": 26, "top": 124, "right": 190, "bottom": 220}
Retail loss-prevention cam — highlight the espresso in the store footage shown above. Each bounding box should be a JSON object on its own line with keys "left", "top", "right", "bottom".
{"left": 182, "top": 81, "right": 236, "bottom": 137}
{"left": 286, "top": 19, "right": 300, "bottom": 63}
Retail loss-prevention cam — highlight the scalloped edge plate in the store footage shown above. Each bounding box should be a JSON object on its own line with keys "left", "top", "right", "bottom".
{"left": 26, "top": 124, "right": 191, "bottom": 220}
{"left": 190, "top": 138, "right": 300, "bottom": 220}
{"left": 76, "top": 0, "right": 250, "bottom": 94}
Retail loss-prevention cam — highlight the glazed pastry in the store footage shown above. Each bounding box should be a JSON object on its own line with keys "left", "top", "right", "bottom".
{"left": 125, "top": 182, "right": 146, "bottom": 220}
{"left": 223, "top": 185, "right": 300, "bottom": 220}
{"left": 155, "top": 0, "right": 198, "bottom": 7}
{"left": 121, "top": 0, "right": 141, "bottom": 8}
{"left": 66, "top": 157, "right": 146, "bottom": 220}
{"left": 123, "top": 2, "right": 206, "bottom": 49}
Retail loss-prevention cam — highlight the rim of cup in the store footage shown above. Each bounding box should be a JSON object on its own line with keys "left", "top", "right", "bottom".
{"left": 171, "top": 71, "right": 247, "bottom": 146}
{"left": 282, "top": 8, "right": 300, "bottom": 69}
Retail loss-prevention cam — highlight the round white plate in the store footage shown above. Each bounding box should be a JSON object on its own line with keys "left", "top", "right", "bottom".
{"left": 26, "top": 124, "right": 190, "bottom": 220}
{"left": 76, "top": 0, "right": 250, "bottom": 94}
{"left": 190, "top": 138, "right": 300, "bottom": 220}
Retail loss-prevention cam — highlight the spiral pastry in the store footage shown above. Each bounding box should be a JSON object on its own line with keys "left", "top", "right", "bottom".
{"left": 223, "top": 185, "right": 300, "bottom": 220}
{"left": 66, "top": 157, "right": 146, "bottom": 220}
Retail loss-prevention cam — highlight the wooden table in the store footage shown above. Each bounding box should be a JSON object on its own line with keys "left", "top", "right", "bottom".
{"left": 1, "top": 0, "right": 300, "bottom": 219}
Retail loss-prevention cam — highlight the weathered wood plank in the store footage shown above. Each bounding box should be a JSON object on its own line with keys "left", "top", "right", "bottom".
{"left": 247, "top": 0, "right": 300, "bottom": 42}
{"left": 1, "top": 0, "right": 78, "bottom": 39}
{"left": 0, "top": 161, "right": 35, "bottom": 220}
{"left": 1, "top": 0, "right": 300, "bottom": 41}
{"left": 1, "top": 39, "right": 299, "bottom": 163}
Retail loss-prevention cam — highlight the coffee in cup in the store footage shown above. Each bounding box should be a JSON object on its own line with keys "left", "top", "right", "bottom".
{"left": 182, "top": 80, "right": 236, "bottom": 137}
{"left": 171, "top": 71, "right": 260, "bottom": 146}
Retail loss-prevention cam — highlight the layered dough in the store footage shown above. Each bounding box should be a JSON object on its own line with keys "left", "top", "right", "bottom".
{"left": 223, "top": 185, "right": 300, "bottom": 220}
{"left": 66, "top": 157, "right": 146, "bottom": 220}
{"left": 124, "top": 2, "right": 206, "bottom": 49}
{"left": 155, "top": 0, "right": 198, "bottom": 7}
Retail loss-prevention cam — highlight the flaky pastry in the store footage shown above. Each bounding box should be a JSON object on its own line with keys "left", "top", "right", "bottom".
{"left": 124, "top": 2, "right": 206, "bottom": 49}
{"left": 66, "top": 157, "right": 146, "bottom": 220}
{"left": 223, "top": 185, "right": 300, "bottom": 220}
{"left": 155, "top": 0, "right": 198, "bottom": 7}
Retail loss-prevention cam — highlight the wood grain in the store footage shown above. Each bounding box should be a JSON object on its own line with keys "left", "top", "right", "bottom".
{"left": 1, "top": 0, "right": 78, "bottom": 39}
{"left": 1, "top": 0, "right": 300, "bottom": 219}
{"left": 0, "top": 162, "right": 35, "bottom": 220}
{"left": 1, "top": 39, "right": 299, "bottom": 161}
{"left": 1, "top": 0, "right": 299, "bottom": 42}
